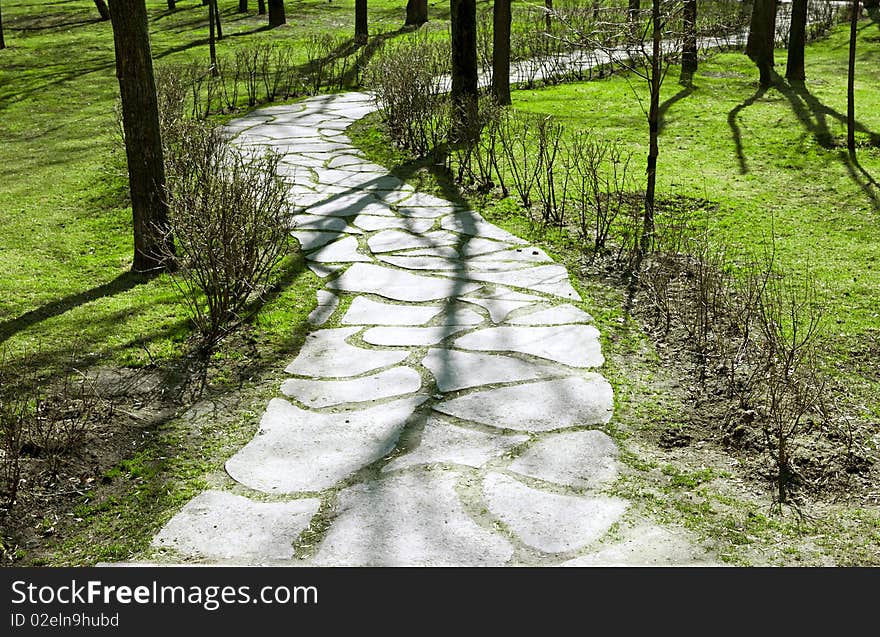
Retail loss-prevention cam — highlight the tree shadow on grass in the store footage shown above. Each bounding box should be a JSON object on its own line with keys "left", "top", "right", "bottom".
{"left": 726, "top": 85, "right": 769, "bottom": 175}
{"left": 0, "top": 271, "right": 159, "bottom": 347}
{"left": 658, "top": 76, "right": 697, "bottom": 134}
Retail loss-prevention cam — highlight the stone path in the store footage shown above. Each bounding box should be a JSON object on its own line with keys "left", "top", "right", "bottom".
{"left": 146, "top": 93, "right": 714, "bottom": 566}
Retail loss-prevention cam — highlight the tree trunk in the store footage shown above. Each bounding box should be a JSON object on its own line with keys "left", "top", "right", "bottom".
{"left": 681, "top": 0, "right": 697, "bottom": 76}
{"left": 268, "top": 0, "right": 285, "bottom": 26}
{"left": 107, "top": 0, "right": 174, "bottom": 273}
{"left": 628, "top": 0, "right": 640, "bottom": 22}
{"left": 405, "top": 0, "right": 428, "bottom": 25}
{"left": 492, "top": 0, "right": 512, "bottom": 106}
{"left": 848, "top": 0, "right": 859, "bottom": 159}
{"left": 258, "top": 0, "right": 266, "bottom": 15}
{"left": 746, "top": 0, "right": 777, "bottom": 88}
{"left": 0, "top": 3, "right": 6, "bottom": 50}
{"left": 640, "top": 0, "right": 662, "bottom": 262}
{"left": 167, "top": 0, "right": 176, "bottom": 10}
{"left": 786, "top": 0, "right": 807, "bottom": 82}
{"left": 239, "top": 0, "right": 248, "bottom": 11}
{"left": 544, "top": 0, "right": 552, "bottom": 31}
{"left": 355, "top": 0, "right": 368, "bottom": 44}
{"left": 213, "top": 0, "right": 223, "bottom": 40}
{"left": 94, "top": 0, "right": 111, "bottom": 21}
{"left": 208, "top": 0, "right": 218, "bottom": 73}
{"left": 450, "top": 0, "right": 478, "bottom": 141}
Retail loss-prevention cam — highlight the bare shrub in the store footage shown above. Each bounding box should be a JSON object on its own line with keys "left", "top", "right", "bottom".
{"left": 163, "top": 121, "right": 293, "bottom": 350}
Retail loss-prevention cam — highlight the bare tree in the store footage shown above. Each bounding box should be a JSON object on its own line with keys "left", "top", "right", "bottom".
{"left": 268, "top": 0, "right": 285, "bottom": 26}
{"left": 208, "top": 0, "right": 218, "bottom": 74}
{"left": 239, "top": 0, "right": 248, "bottom": 11}
{"left": 168, "top": 0, "right": 176, "bottom": 10}
{"left": 786, "top": 0, "right": 807, "bottom": 82}
{"left": 107, "top": 0, "right": 175, "bottom": 272}
{"left": 213, "top": 0, "right": 223, "bottom": 40}
{"left": 746, "top": 0, "right": 777, "bottom": 87}
{"left": 0, "top": 2, "right": 6, "bottom": 50}
{"left": 544, "top": 0, "right": 553, "bottom": 31}
{"left": 258, "top": 0, "right": 266, "bottom": 16}
{"left": 94, "top": 0, "right": 111, "bottom": 20}
{"left": 450, "top": 0, "right": 478, "bottom": 140}
{"left": 406, "top": 0, "right": 428, "bottom": 26}
{"left": 848, "top": 0, "right": 860, "bottom": 159}
{"left": 355, "top": 0, "right": 368, "bottom": 44}
{"left": 681, "top": 0, "right": 697, "bottom": 77}
{"left": 492, "top": 0, "right": 512, "bottom": 105}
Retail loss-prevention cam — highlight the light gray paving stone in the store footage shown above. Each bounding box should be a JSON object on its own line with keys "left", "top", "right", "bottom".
{"left": 226, "top": 396, "right": 427, "bottom": 493}
{"left": 327, "top": 263, "right": 480, "bottom": 302}
{"left": 152, "top": 490, "right": 321, "bottom": 562}
{"left": 372, "top": 187, "right": 416, "bottom": 205}
{"left": 422, "top": 348, "right": 558, "bottom": 392}
{"left": 483, "top": 473, "right": 628, "bottom": 553}
{"left": 509, "top": 430, "right": 619, "bottom": 490}
{"left": 312, "top": 471, "right": 514, "bottom": 566}
{"left": 470, "top": 246, "right": 553, "bottom": 263}
{"left": 367, "top": 229, "right": 460, "bottom": 253}
{"left": 307, "top": 263, "right": 344, "bottom": 278}
{"left": 306, "top": 235, "right": 370, "bottom": 263}
{"left": 281, "top": 367, "right": 422, "bottom": 408}
{"left": 307, "top": 290, "right": 338, "bottom": 326}
{"left": 397, "top": 192, "right": 455, "bottom": 208}
{"left": 353, "top": 215, "right": 435, "bottom": 233}
{"left": 383, "top": 417, "right": 528, "bottom": 472}
{"left": 295, "top": 214, "right": 361, "bottom": 233}
{"left": 454, "top": 324, "right": 604, "bottom": 367}
{"left": 461, "top": 287, "right": 542, "bottom": 323}
{"left": 401, "top": 246, "right": 460, "bottom": 258}
{"left": 362, "top": 325, "right": 473, "bottom": 346}
{"left": 444, "top": 263, "right": 582, "bottom": 300}
{"left": 508, "top": 304, "right": 595, "bottom": 325}
{"left": 341, "top": 297, "right": 443, "bottom": 326}
{"left": 307, "top": 195, "right": 393, "bottom": 217}
{"left": 396, "top": 204, "right": 461, "bottom": 218}
{"left": 440, "top": 211, "right": 527, "bottom": 244}
{"left": 285, "top": 327, "right": 409, "bottom": 377}
{"left": 433, "top": 376, "right": 614, "bottom": 432}
{"left": 291, "top": 230, "right": 341, "bottom": 252}
{"left": 377, "top": 255, "right": 463, "bottom": 271}
{"left": 560, "top": 524, "right": 716, "bottom": 566}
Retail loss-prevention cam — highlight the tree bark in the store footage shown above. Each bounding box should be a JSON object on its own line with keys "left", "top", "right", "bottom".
{"left": 355, "top": 0, "right": 368, "bottom": 44}
{"left": 258, "top": 0, "right": 266, "bottom": 15}
{"left": 492, "top": 0, "right": 512, "bottom": 105}
{"left": 681, "top": 0, "right": 697, "bottom": 76}
{"left": 94, "top": 0, "right": 111, "bottom": 21}
{"left": 213, "top": 0, "right": 223, "bottom": 39}
{"left": 628, "top": 0, "right": 640, "bottom": 22}
{"left": 208, "top": 0, "right": 218, "bottom": 73}
{"left": 746, "top": 0, "right": 777, "bottom": 88}
{"left": 544, "top": 0, "right": 552, "bottom": 31}
{"left": 640, "top": 0, "right": 662, "bottom": 262}
{"left": 0, "top": 3, "right": 6, "bottom": 50}
{"left": 785, "top": 0, "right": 807, "bottom": 82}
{"left": 107, "top": 0, "right": 174, "bottom": 273}
{"left": 268, "top": 0, "right": 285, "bottom": 26}
{"left": 848, "top": 0, "right": 859, "bottom": 159}
{"left": 405, "top": 0, "right": 428, "bottom": 25}
{"left": 167, "top": 0, "right": 176, "bottom": 10}
{"left": 450, "top": 0, "right": 478, "bottom": 141}
{"left": 239, "top": 0, "right": 248, "bottom": 11}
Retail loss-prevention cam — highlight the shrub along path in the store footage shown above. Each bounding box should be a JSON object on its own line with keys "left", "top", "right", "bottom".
{"left": 137, "top": 92, "right": 715, "bottom": 566}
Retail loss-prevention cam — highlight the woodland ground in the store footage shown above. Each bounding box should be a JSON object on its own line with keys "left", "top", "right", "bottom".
{"left": 0, "top": 1, "right": 877, "bottom": 564}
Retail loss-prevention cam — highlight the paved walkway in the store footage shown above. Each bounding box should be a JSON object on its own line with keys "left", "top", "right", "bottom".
{"left": 146, "top": 93, "right": 712, "bottom": 566}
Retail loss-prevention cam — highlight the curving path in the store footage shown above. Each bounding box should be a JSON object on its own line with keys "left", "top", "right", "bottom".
{"left": 146, "top": 93, "right": 713, "bottom": 566}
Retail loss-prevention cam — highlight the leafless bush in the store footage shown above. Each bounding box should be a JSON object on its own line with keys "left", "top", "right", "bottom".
{"left": 363, "top": 34, "right": 451, "bottom": 157}
{"left": 163, "top": 121, "right": 293, "bottom": 350}
{"left": 0, "top": 360, "right": 29, "bottom": 509}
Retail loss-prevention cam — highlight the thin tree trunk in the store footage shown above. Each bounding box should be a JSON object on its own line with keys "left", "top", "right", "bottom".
{"left": 209, "top": 0, "right": 218, "bottom": 74}
{"left": 405, "top": 0, "right": 428, "bottom": 25}
{"left": 681, "top": 0, "right": 697, "bottom": 76}
{"left": 848, "top": 0, "right": 859, "bottom": 159}
{"left": 628, "top": 0, "right": 640, "bottom": 22}
{"left": 450, "top": 0, "right": 478, "bottom": 141}
{"left": 258, "top": 0, "right": 266, "bottom": 15}
{"left": 94, "top": 0, "right": 111, "bottom": 20}
{"left": 213, "top": 0, "right": 223, "bottom": 40}
{"left": 0, "top": 3, "right": 6, "bottom": 50}
{"left": 640, "top": 0, "right": 662, "bottom": 261}
{"left": 239, "top": 0, "right": 248, "bottom": 12}
{"left": 107, "top": 0, "right": 174, "bottom": 273}
{"left": 786, "top": 0, "right": 807, "bottom": 82}
{"left": 492, "top": 0, "right": 512, "bottom": 106}
{"left": 746, "top": 0, "right": 777, "bottom": 88}
{"left": 544, "top": 0, "right": 552, "bottom": 31}
{"left": 167, "top": 0, "right": 176, "bottom": 9}
{"left": 268, "top": 0, "right": 285, "bottom": 26}
{"left": 355, "top": 0, "right": 368, "bottom": 44}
